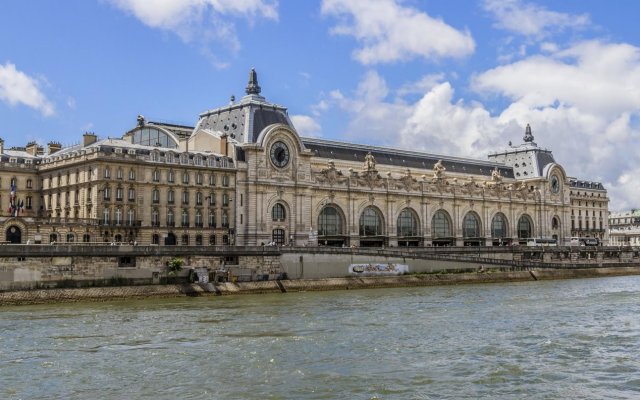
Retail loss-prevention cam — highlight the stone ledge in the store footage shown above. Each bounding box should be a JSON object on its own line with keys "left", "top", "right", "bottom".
{"left": 2, "top": 266, "right": 640, "bottom": 306}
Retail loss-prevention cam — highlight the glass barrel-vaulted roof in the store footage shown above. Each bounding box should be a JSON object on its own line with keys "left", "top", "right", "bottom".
{"left": 130, "top": 127, "right": 178, "bottom": 148}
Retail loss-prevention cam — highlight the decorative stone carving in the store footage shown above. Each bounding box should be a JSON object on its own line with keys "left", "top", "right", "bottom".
{"left": 395, "top": 169, "right": 420, "bottom": 191}
{"left": 315, "top": 160, "right": 346, "bottom": 186}
{"left": 356, "top": 169, "right": 385, "bottom": 189}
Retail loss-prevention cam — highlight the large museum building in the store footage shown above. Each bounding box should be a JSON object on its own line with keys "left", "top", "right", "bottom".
{"left": 0, "top": 69, "right": 609, "bottom": 246}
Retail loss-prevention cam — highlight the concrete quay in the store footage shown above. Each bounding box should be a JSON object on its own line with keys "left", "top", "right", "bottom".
{"left": 2, "top": 265, "right": 640, "bottom": 306}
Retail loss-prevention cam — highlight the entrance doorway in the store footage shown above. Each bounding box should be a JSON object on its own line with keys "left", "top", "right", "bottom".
{"left": 6, "top": 226, "right": 22, "bottom": 244}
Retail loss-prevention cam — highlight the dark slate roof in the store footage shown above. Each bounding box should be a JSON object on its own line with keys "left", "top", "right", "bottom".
{"left": 196, "top": 105, "right": 247, "bottom": 139}
{"left": 569, "top": 179, "right": 605, "bottom": 191}
{"left": 302, "top": 138, "right": 514, "bottom": 178}
{"left": 251, "top": 108, "right": 291, "bottom": 142}
{"left": 536, "top": 151, "right": 556, "bottom": 175}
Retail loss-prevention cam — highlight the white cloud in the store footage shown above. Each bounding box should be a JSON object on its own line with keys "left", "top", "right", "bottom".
{"left": 472, "top": 41, "right": 640, "bottom": 117}
{"left": 291, "top": 115, "right": 321, "bottom": 137}
{"left": 396, "top": 73, "right": 445, "bottom": 99}
{"left": 0, "top": 62, "right": 54, "bottom": 116}
{"left": 315, "top": 39, "right": 640, "bottom": 209}
{"left": 483, "top": 0, "right": 590, "bottom": 38}
{"left": 321, "top": 0, "right": 474, "bottom": 64}
{"left": 109, "top": 0, "right": 278, "bottom": 62}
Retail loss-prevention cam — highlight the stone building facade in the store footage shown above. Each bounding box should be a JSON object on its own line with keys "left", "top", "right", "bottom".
{"left": 0, "top": 69, "right": 609, "bottom": 246}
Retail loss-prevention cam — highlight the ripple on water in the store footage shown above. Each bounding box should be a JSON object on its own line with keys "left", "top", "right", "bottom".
{"left": 1, "top": 276, "right": 640, "bottom": 399}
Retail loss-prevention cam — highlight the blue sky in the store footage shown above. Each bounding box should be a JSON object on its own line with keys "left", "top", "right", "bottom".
{"left": 1, "top": 0, "right": 640, "bottom": 210}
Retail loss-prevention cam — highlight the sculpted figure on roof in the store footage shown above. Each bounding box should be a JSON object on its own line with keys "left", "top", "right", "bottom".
{"left": 433, "top": 160, "right": 445, "bottom": 179}
{"left": 364, "top": 152, "right": 376, "bottom": 172}
{"left": 491, "top": 167, "right": 502, "bottom": 183}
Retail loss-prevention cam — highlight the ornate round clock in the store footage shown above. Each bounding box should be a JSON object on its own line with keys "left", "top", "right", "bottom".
{"left": 270, "top": 141, "right": 290, "bottom": 168}
{"left": 550, "top": 175, "right": 560, "bottom": 193}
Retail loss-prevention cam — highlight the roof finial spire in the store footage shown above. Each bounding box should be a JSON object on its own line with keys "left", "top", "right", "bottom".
{"left": 245, "top": 68, "right": 261, "bottom": 95}
{"left": 523, "top": 123, "right": 534, "bottom": 142}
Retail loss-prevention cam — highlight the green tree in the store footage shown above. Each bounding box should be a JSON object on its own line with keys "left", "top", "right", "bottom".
{"left": 167, "top": 257, "right": 184, "bottom": 275}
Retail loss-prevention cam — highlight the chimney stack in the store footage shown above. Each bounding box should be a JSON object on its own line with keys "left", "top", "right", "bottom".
{"left": 26, "top": 141, "right": 38, "bottom": 156}
{"left": 220, "top": 134, "right": 228, "bottom": 156}
{"left": 48, "top": 141, "right": 62, "bottom": 154}
{"left": 0, "top": 138, "right": 4, "bottom": 154}
{"left": 83, "top": 132, "right": 97, "bottom": 147}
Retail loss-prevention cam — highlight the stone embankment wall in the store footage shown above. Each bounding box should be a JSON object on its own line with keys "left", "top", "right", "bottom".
{"left": 3, "top": 266, "right": 640, "bottom": 306}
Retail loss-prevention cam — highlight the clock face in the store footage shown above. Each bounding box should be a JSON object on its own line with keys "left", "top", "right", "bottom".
{"left": 550, "top": 175, "right": 560, "bottom": 193}
{"left": 270, "top": 141, "right": 290, "bottom": 168}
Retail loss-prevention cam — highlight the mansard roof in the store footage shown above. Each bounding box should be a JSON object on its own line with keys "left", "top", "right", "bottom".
{"left": 193, "top": 69, "right": 294, "bottom": 144}
{"left": 301, "top": 137, "right": 514, "bottom": 178}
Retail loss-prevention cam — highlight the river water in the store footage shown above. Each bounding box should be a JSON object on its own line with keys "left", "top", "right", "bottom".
{"left": 1, "top": 276, "right": 640, "bottom": 399}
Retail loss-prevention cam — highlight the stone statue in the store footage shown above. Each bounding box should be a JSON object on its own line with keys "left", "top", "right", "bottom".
{"left": 136, "top": 115, "right": 145, "bottom": 127}
{"left": 491, "top": 167, "right": 502, "bottom": 183}
{"left": 364, "top": 152, "right": 376, "bottom": 171}
{"left": 433, "top": 160, "right": 446, "bottom": 179}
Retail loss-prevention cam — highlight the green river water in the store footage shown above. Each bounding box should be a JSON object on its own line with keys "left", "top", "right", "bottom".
{"left": 1, "top": 276, "right": 640, "bottom": 399}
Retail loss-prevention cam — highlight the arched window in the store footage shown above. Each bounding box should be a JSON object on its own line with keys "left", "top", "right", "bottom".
{"left": 209, "top": 235, "right": 216, "bottom": 245}
{"left": 272, "top": 203, "right": 286, "bottom": 221}
{"left": 83, "top": 234, "right": 91, "bottom": 243}
{"left": 359, "top": 207, "right": 383, "bottom": 236}
{"left": 195, "top": 234, "right": 203, "bottom": 246}
{"left": 66, "top": 233, "right": 75, "bottom": 242}
{"left": 196, "top": 192, "right": 203, "bottom": 205}
{"left": 318, "top": 205, "right": 344, "bottom": 236}
{"left": 552, "top": 216, "right": 560, "bottom": 229}
{"left": 49, "top": 233, "right": 58, "bottom": 243}
{"left": 431, "top": 210, "right": 452, "bottom": 238}
{"left": 518, "top": 215, "right": 533, "bottom": 239}
{"left": 181, "top": 234, "right": 189, "bottom": 245}
{"left": 152, "top": 169, "right": 160, "bottom": 182}
{"left": 167, "top": 189, "right": 174, "bottom": 204}
{"left": 397, "top": 208, "right": 418, "bottom": 237}
{"left": 463, "top": 212, "right": 481, "bottom": 238}
{"left": 131, "top": 127, "right": 178, "bottom": 148}
{"left": 195, "top": 210, "right": 203, "bottom": 227}
{"left": 491, "top": 213, "right": 508, "bottom": 238}
{"left": 152, "top": 234, "right": 160, "bottom": 245}
{"left": 152, "top": 189, "right": 160, "bottom": 203}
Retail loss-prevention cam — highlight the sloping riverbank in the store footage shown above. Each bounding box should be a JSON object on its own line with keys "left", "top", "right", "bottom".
{"left": 2, "top": 266, "right": 640, "bottom": 306}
